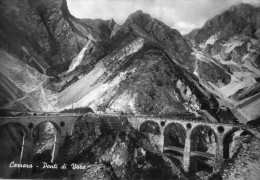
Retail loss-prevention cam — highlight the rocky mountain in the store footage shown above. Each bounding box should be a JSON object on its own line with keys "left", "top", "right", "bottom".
{"left": 185, "top": 3, "right": 260, "bottom": 122}
{"left": 56, "top": 10, "right": 228, "bottom": 122}
{"left": 0, "top": 0, "right": 259, "bottom": 123}
{"left": 0, "top": 0, "right": 115, "bottom": 110}
{"left": 0, "top": 0, "right": 115, "bottom": 74}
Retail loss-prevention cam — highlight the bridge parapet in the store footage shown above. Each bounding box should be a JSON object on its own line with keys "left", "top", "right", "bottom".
{"left": 128, "top": 115, "right": 243, "bottom": 138}
{"left": 0, "top": 115, "right": 82, "bottom": 138}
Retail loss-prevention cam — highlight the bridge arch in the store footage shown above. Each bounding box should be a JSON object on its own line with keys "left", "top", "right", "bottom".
{"left": 139, "top": 120, "right": 160, "bottom": 135}
{"left": 164, "top": 122, "right": 186, "bottom": 148}
{"left": 222, "top": 128, "right": 254, "bottom": 159}
{"left": 0, "top": 122, "right": 28, "bottom": 137}
{"left": 32, "top": 121, "right": 61, "bottom": 137}
{"left": 190, "top": 124, "right": 218, "bottom": 150}
{"left": 32, "top": 121, "right": 61, "bottom": 166}
{"left": 163, "top": 122, "right": 186, "bottom": 165}
{"left": 189, "top": 124, "right": 218, "bottom": 173}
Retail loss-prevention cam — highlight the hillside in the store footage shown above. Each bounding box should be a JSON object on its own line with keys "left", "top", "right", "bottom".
{"left": 185, "top": 3, "right": 260, "bottom": 122}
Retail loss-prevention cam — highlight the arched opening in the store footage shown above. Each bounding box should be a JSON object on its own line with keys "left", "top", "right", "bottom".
{"left": 190, "top": 125, "right": 217, "bottom": 173}
{"left": 139, "top": 121, "right": 160, "bottom": 135}
{"left": 163, "top": 123, "right": 186, "bottom": 164}
{"left": 164, "top": 123, "right": 186, "bottom": 148}
{"left": 223, "top": 129, "right": 254, "bottom": 160}
{"left": 0, "top": 123, "right": 27, "bottom": 178}
{"left": 32, "top": 121, "right": 60, "bottom": 172}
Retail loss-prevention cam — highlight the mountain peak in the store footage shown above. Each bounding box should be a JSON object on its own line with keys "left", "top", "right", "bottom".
{"left": 125, "top": 10, "right": 152, "bottom": 26}
{"left": 229, "top": 3, "right": 254, "bottom": 11}
{"left": 134, "top": 10, "right": 144, "bottom": 14}
{"left": 186, "top": 2, "right": 260, "bottom": 44}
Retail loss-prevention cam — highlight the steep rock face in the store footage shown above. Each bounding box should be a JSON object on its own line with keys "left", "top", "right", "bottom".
{"left": 31, "top": 0, "right": 79, "bottom": 73}
{"left": 0, "top": 0, "right": 115, "bottom": 110}
{"left": 187, "top": 4, "right": 260, "bottom": 44}
{"left": 53, "top": 9, "right": 238, "bottom": 122}
{"left": 0, "top": 1, "right": 229, "bottom": 118}
{"left": 57, "top": 37, "right": 217, "bottom": 116}
{"left": 0, "top": 0, "right": 51, "bottom": 74}
{"left": 112, "top": 10, "right": 231, "bottom": 88}
{"left": 222, "top": 129, "right": 260, "bottom": 180}
{"left": 112, "top": 10, "right": 194, "bottom": 71}
{"left": 0, "top": 48, "right": 48, "bottom": 110}
{"left": 185, "top": 3, "right": 260, "bottom": 122}
{"left": 0, "top": 73, "right": 25, "bottom": 107}
{"left": 0, "top": 0, "right": 114, "bottom": 75}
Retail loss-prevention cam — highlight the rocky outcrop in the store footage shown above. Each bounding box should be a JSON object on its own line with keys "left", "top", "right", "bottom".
{"left": 0, "top": 0, "right": 116, "bottom": 110}
{"left": 0, "top": 0, "right": 234, "bottom": 119}
{"left": 188, "top": 4, "right": 260, "bottom": 44}
{"left": 222, "top": 129, "right": 260, "bottom": 180}
{"left": 0, "top": 0, "right": 114, "bottom": 75}
{"left": 0, "top": 73, "right": 25, "bottom": 107}
{"left": 55, "top": 9, "right": 234, "bottom": 120}
{"left": 0, "top": 48, "right": 49, "bottom": 110}
{"left": 114, "top": 10, "right": 231, "bottom": 88}
{"left": 185, "top": 3, "right": 260, "bottom": 122}
{"left": 31, "top": 0, "right": 79, "bottom": 73}
{"left": 112, "top": 10, "right": 194, "bottom": 71}
{"left": 57, "top": 38, "right": 219, "bottom": 116}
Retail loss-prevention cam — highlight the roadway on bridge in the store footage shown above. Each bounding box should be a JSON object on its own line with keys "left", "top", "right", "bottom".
{"left": 164, "top": 146, "right": 215, "bottom": 159}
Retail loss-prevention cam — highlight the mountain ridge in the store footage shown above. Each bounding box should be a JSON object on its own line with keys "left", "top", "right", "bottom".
{"left": 185, "top": 2, "right": 260, "bottom": 122}
{"left": 0, "top": 0, "right": 259, "bottom": 122}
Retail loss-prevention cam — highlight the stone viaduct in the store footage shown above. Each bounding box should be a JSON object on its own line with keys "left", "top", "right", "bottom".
{"left": 0, "top": 112, "right": 128, "bottom": 176}
{"left": 0, "top": 112, "right": 252, "bottom": 176}
{"left": 128, "top": 115, "right": 249, "bottom": 173}
{"left": 0, "top": 113, "right": 82, "bottom": 176}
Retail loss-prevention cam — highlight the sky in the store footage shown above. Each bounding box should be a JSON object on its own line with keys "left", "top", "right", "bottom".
{"left": 67, "top": 0, "right": 260, "bottom": 35}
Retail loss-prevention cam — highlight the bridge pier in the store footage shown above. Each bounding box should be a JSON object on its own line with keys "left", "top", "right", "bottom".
{"left": 213, "top": 135, "right": 224, "bottom": 173}
{"left": 51, "top": 134, "right": 67, "bottom": 163}
{"left": 51, "top": 134, "right": 61, "bottom": 163}
{"left": 19, "top": 136, "right": 33, "bottom": 177}
{"left": 159, "top": 134, "right": 164, "bottom": 152}
{"left": 183, "top": 133, "right": 191, "bottom": 172}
